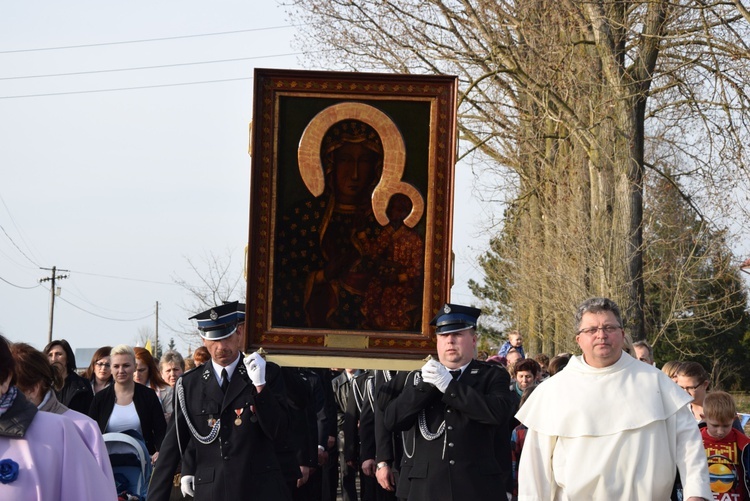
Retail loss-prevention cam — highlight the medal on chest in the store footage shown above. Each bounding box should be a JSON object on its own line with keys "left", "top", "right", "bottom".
{"left": 234, "top": 408, "right": 244, "bottom": 426}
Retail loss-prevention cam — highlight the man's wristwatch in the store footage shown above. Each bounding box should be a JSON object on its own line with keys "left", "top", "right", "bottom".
{"left": 376, "top": 461, "right": 390, "bottom": 470}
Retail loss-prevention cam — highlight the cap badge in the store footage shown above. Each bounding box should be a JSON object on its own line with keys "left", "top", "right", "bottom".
{"left": 209, "top": 310, "right": 218, "bottom": 320}
{"left": 443, "top": 304, "right": 451, "bottom": 314}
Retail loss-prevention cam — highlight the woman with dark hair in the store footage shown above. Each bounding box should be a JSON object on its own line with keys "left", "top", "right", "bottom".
{"left": 547, "top": 353, "right": 571, "bottom": 376}
{"left": 43, "top": 338, "right": 94, "bottom": 414}
{"left": 512, "top": 358, "right": 540, "bottom": 398}
{"left": 676, "top": 361, "right": 710, "bottom": 422}
{"left": 89, "top": 344, "right": 166, "bottom": 461}
{"left": 0, "top": 334, "right": 117, "bottom": 500}
{"left": 134, "top": 347, "right": 173, "bottom": 421}
{"left": 83, "top": 345, "right": 113, "bottom": 394}
{"left": 11, "top": 342, "right": 116, "bottom": 489}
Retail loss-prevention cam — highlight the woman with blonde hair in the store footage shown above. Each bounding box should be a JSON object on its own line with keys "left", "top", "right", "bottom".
{"left": 89, "top": 344, "right": 166, "bottom": 462}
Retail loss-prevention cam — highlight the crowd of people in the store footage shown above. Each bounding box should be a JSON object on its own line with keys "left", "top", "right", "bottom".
{"left": 0, "top": 296, "right": 745, "bottom": 500}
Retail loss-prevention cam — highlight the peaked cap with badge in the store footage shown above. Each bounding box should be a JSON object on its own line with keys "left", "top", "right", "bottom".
{"left": 430, "top": 303, "right": 481, "bottom": 335}
{"left": 190, "top": 301, "right": 245, "bottom": 340}
{"left": 384, "top": 301, "right": 516, "bottom": 501}
{"left": 148, "top": 301, "right": 290, "bottom": 501}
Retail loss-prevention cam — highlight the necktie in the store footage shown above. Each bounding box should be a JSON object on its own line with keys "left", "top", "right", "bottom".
{"left": 221, "top": 368, "right": 229, "bottom": 393}
{"left": 450, "top": 370, "right": 461, "bottom": 380}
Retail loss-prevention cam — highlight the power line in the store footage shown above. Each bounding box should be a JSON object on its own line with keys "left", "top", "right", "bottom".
{"left": 44, "top": 284, "right": 155, "bottom": 322}
{"left": 0, "top": 275, "right": 40, "bottom": 289}
{"left": 0, "top": 76, "right": 253, "bottom": 100}
{"left": 0, "top": 223, "right": 39, "bottom": 267}
{"left": 0, "top": 193, "right": 43, "bottom": 265}
{"left": 68, "top": 269, "right": 179, "bottom": 286}
{"left": 0, "top": 52, "right": 305, "bottom": 81}
{"left": 64, "top": 282, "right": 155, "bottom": 316}
{"left": 0, "top": 25, "right": 302, "bottom": 54}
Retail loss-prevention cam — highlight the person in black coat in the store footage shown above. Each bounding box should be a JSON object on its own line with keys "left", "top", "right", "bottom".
{"left": 147, "top": 302, "right": 290, "bottom": 501}
{"left": 88, "top": 344, "right": 167, "bottom": 456}
{"left": 44, "top": 339, "right": 94, "bottom": 415}
{"left": 373, "top": 370, "right": 408, "bottom": 500}
{"left": 382, "top": 304, "right": 516, "bottom": 501}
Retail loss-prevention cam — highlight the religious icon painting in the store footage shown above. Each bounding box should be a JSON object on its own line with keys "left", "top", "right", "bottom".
{"left": 246, "top": 68, "right": 458, "bottom": 365}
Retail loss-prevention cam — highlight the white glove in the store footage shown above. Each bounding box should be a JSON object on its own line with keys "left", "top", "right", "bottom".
{"left": 180, "top": 475, "right": 195, "bottom": 497}
{"left": 421, "top": 359, "right": 452, "bottom": 393}
{"left": 244, "top": 351, "right": 267, "bottom": 386}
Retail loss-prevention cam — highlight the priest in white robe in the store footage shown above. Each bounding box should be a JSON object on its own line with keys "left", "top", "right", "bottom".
{"left": 516, "top": 297, "right": 711, "bottom": 501}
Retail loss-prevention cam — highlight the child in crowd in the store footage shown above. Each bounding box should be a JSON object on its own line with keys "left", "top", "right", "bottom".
{"left": 498, "top": 330, "right": 525, "bottom": 359}
{"left": 700, "top": 391, "right": 750, "bottom": 500}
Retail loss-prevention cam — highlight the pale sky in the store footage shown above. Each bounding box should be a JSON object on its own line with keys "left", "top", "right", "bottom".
{"left": 0, "top": 0, "right": 490, "bottom": 359}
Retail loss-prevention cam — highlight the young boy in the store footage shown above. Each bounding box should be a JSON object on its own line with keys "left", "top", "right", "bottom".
{"left": 498, "top": 330, "right": 525, "bottom": 359}
{"left": 701, "top": 391, "right": 750, "bottom": 500}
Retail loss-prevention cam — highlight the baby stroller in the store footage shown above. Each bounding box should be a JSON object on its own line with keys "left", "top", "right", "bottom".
{"left": 104, "top": 430, "right": 153, "bottom": 501}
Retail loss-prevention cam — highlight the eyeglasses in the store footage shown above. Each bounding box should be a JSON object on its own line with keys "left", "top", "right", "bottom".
{"left": 577, "top": 325, "right": 622, "bottom": 335}
{"left": 95, "top": 362, "right": 111, "bottom": 368}
{"left": 679, "top": 383, "right": 704, "bottom": 392}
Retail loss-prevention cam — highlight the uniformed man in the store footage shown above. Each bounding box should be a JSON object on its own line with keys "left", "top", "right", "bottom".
{"left": 147, "top": 301, "right": 290, "bottom": 501}
{"left": 373, "top": 369, "right": 408, "bottom": 500}
{"left": 382, "top": 303, "right": 515, "bottom": 501}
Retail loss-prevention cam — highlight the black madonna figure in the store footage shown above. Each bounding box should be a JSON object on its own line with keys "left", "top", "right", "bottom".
{"left": 274, "top": 119, "right": 386, "bottom": 330}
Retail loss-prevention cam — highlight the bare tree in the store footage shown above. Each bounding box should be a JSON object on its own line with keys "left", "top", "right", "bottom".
{"left": 170, "top": 249, "right": 245, "bottom": 345}
{"left": 287, "top": 0, "right": 750, "bottom": 343}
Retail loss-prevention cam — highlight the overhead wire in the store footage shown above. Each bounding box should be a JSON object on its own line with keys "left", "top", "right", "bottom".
{"left": 68, "top": 269, "right": 180, "bottom": 286}
{"left": 0, "top": 24, "right": 313, "bottom": 100}
{"left": 0, "top": 77, "right": 254, "bottom": 100}
{"left": 0, "top": 275, "right": 40, "bottom": 289}
{"left": 0, "top": 193, "right": 43, "bottom": 265}
{"left": 0, "top": 25, "right": 302, "bottom": 54}
{"left": 0, "top": 223, "right": 40, "bottom": 267}
{"left": 0, "top": 25, "right": 273, "bottom": 318}
{"left": 47, "top": 284, "right": 155, "bottom": 322}
{"left": 0, "top": 52, "right": 306, "bottom": 81}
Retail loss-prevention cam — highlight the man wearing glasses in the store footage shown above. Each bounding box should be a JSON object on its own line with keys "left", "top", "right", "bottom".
{"left": 516, "top": 297, "right": 711, "bottom": 500}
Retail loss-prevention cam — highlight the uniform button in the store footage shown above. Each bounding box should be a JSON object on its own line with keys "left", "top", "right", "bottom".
{"left": 447, "top": 425, "right": 453, "bottom": 430}
{"left": 223, "top": 456, "right": 229, "bottom": 460}
{"left": 446, "top": 409, "right": 452, "bottom": 413}
{"left": 449, "top": 460, "right": 455, "bottom": 465}
{"left": 448, "top": 442, "right": 454, "bottom": 447}
{"left": 450, "top": 393, "right": 456, "bottom": 397}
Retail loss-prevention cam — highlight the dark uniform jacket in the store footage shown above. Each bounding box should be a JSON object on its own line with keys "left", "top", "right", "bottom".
{"left": 374, "top": 370, "right": 408, "bottom": 466}
{"left": 278, "top": 366, "right": 317, "bottom": 482}
{"left": 147, "top": 356, "right": 290, "bottom": 501}
{"left": 382, "top": 359, "right": 514, "bottom": 501}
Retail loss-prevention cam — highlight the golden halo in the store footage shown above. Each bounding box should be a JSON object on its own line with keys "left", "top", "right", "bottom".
{"left": 297, "top": 102, "right": 424, "bottom": 228}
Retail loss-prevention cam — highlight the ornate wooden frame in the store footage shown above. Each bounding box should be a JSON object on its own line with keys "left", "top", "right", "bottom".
{"left": 245, "top": 68, "right": 457, "bottom": 364}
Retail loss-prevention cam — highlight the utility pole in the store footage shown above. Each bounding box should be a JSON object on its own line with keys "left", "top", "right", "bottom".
{"left": 39, "top": 266, "right": 69, "bottom": 344}
{"left": 155, "top": 301, "right": 159, "bottom": 358}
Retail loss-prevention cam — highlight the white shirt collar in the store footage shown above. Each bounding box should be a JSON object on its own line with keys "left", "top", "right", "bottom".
{"left": 211, "top": 352, "right": 241, "bottom": 386}
{"left": 451, "top": 361, "right": 472, "bottom": 379}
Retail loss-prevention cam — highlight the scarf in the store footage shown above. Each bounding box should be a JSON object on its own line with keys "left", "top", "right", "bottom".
{"left": 0, "top": 386, "right": 18, "bottom": 417}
